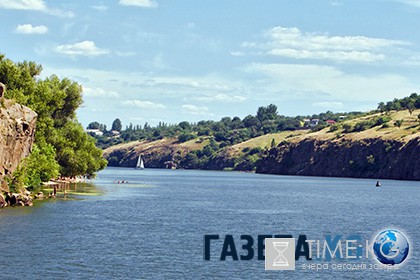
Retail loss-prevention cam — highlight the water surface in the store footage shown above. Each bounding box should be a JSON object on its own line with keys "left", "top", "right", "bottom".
{"left": 0, "top": 167, "right": 419, "bottom": 279}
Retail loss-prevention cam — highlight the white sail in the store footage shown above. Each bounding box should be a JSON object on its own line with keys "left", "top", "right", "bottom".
{"left": 136, "top": 155, "right": 145, "bottom": 169}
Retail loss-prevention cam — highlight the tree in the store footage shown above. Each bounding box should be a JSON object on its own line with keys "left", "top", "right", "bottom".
{"left": 377, "top": 102, "right": 386, "bottom": 112}
{"left": 0, "top": 54, "right": 107, "bottom": 185}
{"left": 394, "top": 119, "right": 403, "bottom": 128}
{"left": 112, "top": 118, "right": 122, "bottom": 132}
{"left": 270, "top": 138, "right": 276, "bottom": 148}
{"left": 178, "top": 133, "right": 195, "bottom": 142}
{"left": 87, "top": 121, "right": 100, "bottom": 129}
{"left": 407, "top": 101, "right": 415, "bottom": 115}
{"left": 23, "top": 144, "right": 60, "bottom": 189}
{"left": 242, "top": 115, "right": 259, "bottom": 128}
{"left": 178, "top": 121, "right": 191, "bottom": 130}
{"left": 54, "top": 121, "right": 107, "bottom": 177}
{"left": 257, "top": 104, "right": 278, "bottom": 122}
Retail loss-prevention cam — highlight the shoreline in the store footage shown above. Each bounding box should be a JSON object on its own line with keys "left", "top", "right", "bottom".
{"left": 0, "top": 177, "right": 93, "bottom": 209}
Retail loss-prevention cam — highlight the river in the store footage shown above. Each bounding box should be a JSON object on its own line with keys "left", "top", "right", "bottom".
{"left": 0, "top": 167, "right": 419, "bottom": 279}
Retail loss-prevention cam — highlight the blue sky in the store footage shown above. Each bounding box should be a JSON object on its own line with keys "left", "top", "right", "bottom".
{"left": 1, "top": 0, "right": 420, "bottom": 128}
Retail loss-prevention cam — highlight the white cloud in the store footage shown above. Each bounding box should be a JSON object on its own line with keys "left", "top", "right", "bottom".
{"left": 0, "top": 0, "right": 46, "bottom": 10}
{"left": 83, "top": 87, "right": 119, "bottom": 98}
{"left": 397, "top": 0, "right": 420, "bottom": 8}
{"left": 119, "top": 0, "right": 158, "bottom": 8}
{"left": 182, "top": 104, "right": 213, "bottom": 116}
{"left": 121, "top": 100, "right": 165, "bottom": 109}
{"left": 404, "top": 54, "right": 420, "bottom": 65}
{"left": 313, "top": 101, "right": 344, "bottom": 108}
{"left": 244, "top": 63, "right": 417, "bottom": 102}
{"left": 55, "top": 41, "right": 109, "bottom": 56}
{"left": 241, "top": 26, "right": 409, "bottom": 62}
{"left": 230, "top": 51, "right": 245, "bottom": 56}
{"left": 194, "top": 94, "right": 247, "bottom": 103}
{"left": 16, "top": 24, "right": 48, "bottom": 34}
{"left": 0, "top": 0, "right": 74, "bottom": 17}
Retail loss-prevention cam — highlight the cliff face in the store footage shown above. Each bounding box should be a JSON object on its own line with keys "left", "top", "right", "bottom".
{"left": 0, "top": 100, "right": 37, "bottom": 186}
{"left": 256, "top": 137, "right": 420, "bottom": 180}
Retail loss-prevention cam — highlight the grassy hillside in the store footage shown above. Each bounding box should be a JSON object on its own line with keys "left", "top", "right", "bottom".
{"left": 104, "top": 108, "right": 419, "bottom": 171}
{"left": 256, "top": 109, "right": 420, "bottom": 180}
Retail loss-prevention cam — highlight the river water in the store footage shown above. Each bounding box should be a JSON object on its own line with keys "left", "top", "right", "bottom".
{"left": 0, "top": 167, "right": 419, "bottom": 279}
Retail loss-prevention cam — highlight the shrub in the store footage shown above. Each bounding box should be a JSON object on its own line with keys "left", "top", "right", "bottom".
{"left": 374, "top": 116, "right": 391, "bottom": 126}
{"left": 353, "top": 120, "right": 374, "bottom": 132}
{"left": 178, "top": 133, "right": 195, "bottom": 142}
{"left": 311, "top": 124, "right": 328, "bottom": 132}
{"left": 329, "top": 124, "right": 341, "bottom": 132}
{"left": 249, "top": 147, "right": 263, "bottom": 155}
{"left": 342, "top": 124, "right": 353, "bottom": 133}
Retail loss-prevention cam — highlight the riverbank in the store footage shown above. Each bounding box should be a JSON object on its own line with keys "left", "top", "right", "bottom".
{"left": 103, "top": 109, "right": 420, "bottom": 180}
{"left": 0, "top": 177, "right": 95, "bottom": 209}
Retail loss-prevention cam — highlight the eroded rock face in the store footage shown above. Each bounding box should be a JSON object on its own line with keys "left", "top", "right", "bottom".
{"left": 257, "top": 137, "right": 420, "bottom": 180}
{"left": 0, "top": 99, "right": 37, "bottom": 185}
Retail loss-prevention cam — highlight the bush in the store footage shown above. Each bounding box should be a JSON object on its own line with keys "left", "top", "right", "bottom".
{"left": 329, "top": 124, "right": 341, "bottom": 132}
{"left": 311, "top": 124, "right": 328, "bottom": 132}
{"left": 374, "top": 116, "right": 391, "bottom": 126}
{"left": 242, "top": 147, "right": 250, "bottom": 153}
{"left": 178, "top": 133, "right": 195, "bottom": 142}
{"left": 342, "top": 123, "right": 353, "bottom": 133}
{"left": 353, "top": 120, "right": 374, "bottom": 132}
{"left": 248, "top": 147, "right": 263, "bottom": 155}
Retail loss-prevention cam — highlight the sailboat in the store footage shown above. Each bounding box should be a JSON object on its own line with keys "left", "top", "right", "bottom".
{"left": 136, "top": 154, "right": 145, "bottom": 169}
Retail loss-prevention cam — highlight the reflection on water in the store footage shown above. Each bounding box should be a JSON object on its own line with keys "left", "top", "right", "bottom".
{"left": 0, "top": 167, "right": 419, "bottom": 279}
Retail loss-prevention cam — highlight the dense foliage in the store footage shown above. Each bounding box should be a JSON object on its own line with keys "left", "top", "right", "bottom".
{"left": 0, "top": 54, "right": 107, "bottom": 190}
{"left": 377, "top": 93, "right": 420, "bottom": 113}
{"left": 91, "top": 107, "right": 364, "bottom": 149}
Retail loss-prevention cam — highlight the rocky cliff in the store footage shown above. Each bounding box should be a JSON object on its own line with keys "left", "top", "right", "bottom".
{"left": 256, "top": 137, "right": 420, "bottom": 180}
{"left": 0, "top": 99, "right": 37, "bottom": 188}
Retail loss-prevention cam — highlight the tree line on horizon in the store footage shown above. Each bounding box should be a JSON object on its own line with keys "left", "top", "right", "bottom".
{"left": 89, "top": 104, "right": 369, "bottom": 150}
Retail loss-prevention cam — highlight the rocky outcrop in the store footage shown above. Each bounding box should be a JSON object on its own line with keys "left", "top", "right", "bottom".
{"left": 103, "top": 126, "right": 420, "bottom": 180}
{"left": 4, "top": 192, "right": 33, "bottom": 207}
{"left": 0, "top": 99, "right": 37, "bottom": 186}
{"left": 256, "top": 137, "right": 420, "bottom": 180}
{"left": 0, "top": 193, "right": 6, "bottom": 208}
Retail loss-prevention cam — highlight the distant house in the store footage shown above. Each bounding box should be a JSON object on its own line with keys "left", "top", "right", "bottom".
{"left": 339, "top": 116, "right": 347, "bottom": 120}
{"left": 86, "top": 129, "right": 103, "bottom": 136}
{"left": 309, "top": 119, "right": 319, "bottom": 128}
{"left": 111, "top": 130, "right": 121, "bottom": 138}
{"left": 326, "top": 120, "right": 336, "bottom": 125}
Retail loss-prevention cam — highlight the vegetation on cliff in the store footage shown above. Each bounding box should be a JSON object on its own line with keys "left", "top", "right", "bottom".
{"left": 0, "top": 54, "right": 107, "bottom": 191}
{"left": 90, "top": 105, "right": 365, "bottom": 150}
{"left": 100, "top": 93, "right": 419, "bottom": 180}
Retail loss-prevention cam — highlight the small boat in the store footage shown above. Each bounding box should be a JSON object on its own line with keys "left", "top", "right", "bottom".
{"left": 136, "top": 154, "right": 145, "bottom": 169}
{"left": 375, "top": 180, "right": 381, "bottom": 187}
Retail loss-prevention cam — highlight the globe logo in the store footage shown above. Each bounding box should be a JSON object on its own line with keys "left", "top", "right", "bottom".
{"left": 373, "top": 229, "right": 409, "bottom": 266}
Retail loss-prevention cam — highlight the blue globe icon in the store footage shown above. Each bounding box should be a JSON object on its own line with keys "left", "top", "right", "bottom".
{"left": 373, "top": 229, "right": 409, "bottom": 265}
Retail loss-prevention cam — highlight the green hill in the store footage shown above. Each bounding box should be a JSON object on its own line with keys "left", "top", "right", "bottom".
{"left": 103, "top": 105, "right": 419, "bottom": 180}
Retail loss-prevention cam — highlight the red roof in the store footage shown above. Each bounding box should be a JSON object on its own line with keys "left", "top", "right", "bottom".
{"left": 326, "top": 120, "right": 336, "bottom": 124}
